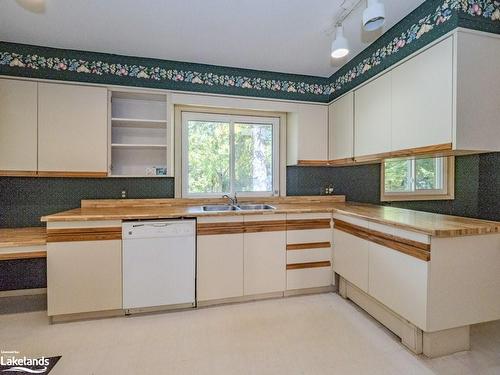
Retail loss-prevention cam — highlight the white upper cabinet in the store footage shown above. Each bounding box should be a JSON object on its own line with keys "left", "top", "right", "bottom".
{"left": 337, "top": 30, "right": 500, "bottom": 161}
{"left": 391, "top": 37, "right": 453, "bottom": 151}
{"left": 38, "top": 83, "right": 108, "bottom": 174}
{"left": 454, "top": 31, "right": 500, "bottom": 152}
{"left": 0, "top": 79, "right": 38, "bottom": 173}
{"left": 354, "top": 73, "right": 392, "bottom": 158}
{"left": 287, "top": 103, "right": 328, "bottom": 164}
{"left": 328, "top": 92, "right": 354, "bottom": 161}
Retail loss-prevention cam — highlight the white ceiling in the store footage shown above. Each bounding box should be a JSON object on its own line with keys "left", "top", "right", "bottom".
{"left": 0, "top": 0, "right": 425, "bottom": 78}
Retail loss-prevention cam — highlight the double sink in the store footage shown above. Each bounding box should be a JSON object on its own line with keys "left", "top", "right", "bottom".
{"left": 201, "top": 204, "right": 275, "bottom": 212}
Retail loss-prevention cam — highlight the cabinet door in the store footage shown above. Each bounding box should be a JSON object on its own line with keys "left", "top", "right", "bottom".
{"left": 354, "top": 73, "right": 392, "bottom": 157}
{"left": 329, "top": 92, "right": 354, "bottom": 161}
{"left": 197, "top": 233, "right": 244, "bottom": 302}
{"left": 47, "top": 240, "right": 122, "bottom": 316}
{"left": 0, "top": 79, "right": 38, "bottom": 172}
{"left": 391, "top": 37, "right": 453, "bottom": 151}
{"left": 38, "top": 83, "right": 108, "bottom": 173}
{"left": 333, "top": 228, "right": 369, "bottom": 292}
{"left": 287, "top": 104, "right": 328, "bottom": 164}
{"left": 244, "top": 215, "right": 286, "bottom": 295}
{"left": 368, "top": 242, "right": 428, "bottom": 329}
{"left": 197, "top": 217, "right": 244, "bottom": 302}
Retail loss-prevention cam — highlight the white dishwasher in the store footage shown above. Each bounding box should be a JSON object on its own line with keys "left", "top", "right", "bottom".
{"left": 122, "top": 219, "right": 196, "bottom": 312}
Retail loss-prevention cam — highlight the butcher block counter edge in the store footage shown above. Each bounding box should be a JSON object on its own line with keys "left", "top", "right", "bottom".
{"left": 38, "top": 197, "right": 500, "bottom": 238}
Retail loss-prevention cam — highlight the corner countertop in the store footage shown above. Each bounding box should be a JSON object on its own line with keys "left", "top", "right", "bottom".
{"left": 0, "top": 227, "right": 47, "bottom": 248}
{"left": 39, "top": 197, "right": 500, "bottom": 238}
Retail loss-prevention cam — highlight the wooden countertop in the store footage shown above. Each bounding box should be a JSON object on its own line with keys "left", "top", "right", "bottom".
{"left": 0, "top": 227, "right": 47, "bottom": 248}
{"left": 331, "top": 203, "right": 500, "bottom": 237}
{"left": 39, "top": 197, "right": 500, "bottom": 238}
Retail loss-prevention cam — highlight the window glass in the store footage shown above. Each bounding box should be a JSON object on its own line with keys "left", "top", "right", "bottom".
{"left": 187, "top": 120, "right": 230, "bottom": 194}
{"left": 382, "top": 157, "right": 450, "bottom": 200}
{"left": 234, "top": 123, "right": 273, "bottom": 193}
{"left": 182, "top": 113, "right": 279, "bottom": 197}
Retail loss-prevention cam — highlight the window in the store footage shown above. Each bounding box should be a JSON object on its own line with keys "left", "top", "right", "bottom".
{"left": 182, "top": 112, "right": 279, "bottom": 197}
{"left": 381, "top": 156, "right": 454, "bottom": 201}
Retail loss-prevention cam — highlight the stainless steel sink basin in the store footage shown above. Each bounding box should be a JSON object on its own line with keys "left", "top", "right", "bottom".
{"left": 202, "top": 204, "right": 240, "bottom": 212}
{"left": 236, "top": 204, "right": 276, "bottom": 210}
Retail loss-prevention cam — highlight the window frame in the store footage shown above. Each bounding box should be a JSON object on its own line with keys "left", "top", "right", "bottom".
{"left": 181, "top": 111, "right": 280, "bottom": 198}
{"left": 380, "top": 156, "right": 455, "bottom": 202}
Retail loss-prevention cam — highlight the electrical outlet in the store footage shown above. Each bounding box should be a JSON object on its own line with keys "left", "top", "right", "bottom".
{"left": 121, "top": 190, "right": 127, "bottom": 199}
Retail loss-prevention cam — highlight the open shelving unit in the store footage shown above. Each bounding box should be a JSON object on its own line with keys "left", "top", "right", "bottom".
{"left": 109, "top": 91, "right": 168, "bottom": 177}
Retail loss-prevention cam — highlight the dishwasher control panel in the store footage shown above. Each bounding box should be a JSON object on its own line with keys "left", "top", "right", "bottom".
{"left": 122, "top": 220, "right": 196, "bottom": 239}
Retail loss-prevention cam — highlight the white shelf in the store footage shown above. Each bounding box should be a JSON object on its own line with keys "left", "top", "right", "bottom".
{"left": 111, "top": 118, "right": 167, "bottom": 128}
{"left": 110, "top": 90, "right": 168, "bottom": 178}
{"left": 111, "top": 143, "right": 167, "bottom": 149}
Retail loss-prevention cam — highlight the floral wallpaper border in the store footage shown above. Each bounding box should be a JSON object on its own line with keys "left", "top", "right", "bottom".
{"left": 0, "top": 0, "right": 498, "bottom": 103}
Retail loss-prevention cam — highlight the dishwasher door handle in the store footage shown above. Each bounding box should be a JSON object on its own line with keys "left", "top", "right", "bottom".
{"left": 132, "top": 223, "right": 172, "bottom": 228}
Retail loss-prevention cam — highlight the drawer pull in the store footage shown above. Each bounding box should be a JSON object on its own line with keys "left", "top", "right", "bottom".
{"left": 287, "top": 242, "right": 331, "bottom": 250}
{"left": 287, "top": 261, "right": 331, "bottom": 270}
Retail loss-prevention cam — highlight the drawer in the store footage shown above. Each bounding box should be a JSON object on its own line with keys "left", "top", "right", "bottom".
{"left": 287, "top": 228, "right": 332, "bottom": 244}
{"left": 287, "top": 247, "right": 331, "bottom": 264}
{"left": 287, "top": 267, "right": 333, "bottom": 290}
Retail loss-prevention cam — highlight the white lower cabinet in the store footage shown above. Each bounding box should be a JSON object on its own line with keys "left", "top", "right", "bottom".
{"left": 333, "top": 215, "right": 429, "bottom": 330}
{"left": 197, "top": 213, "right": 333, "bottom": 301}
{"left": 368, "top": 242, "right": 428, "bottom": 329}
{"left": 47, "top": 239, "right": 122, "bottom": 316}
{"left": 243, "top": 215, "right": 286, "bottom": 296}
{"left": 196, "top": 217, "right": 244, "bottom": 302}
{"left": 333, "top": 228, "right": 369, "bottom": 292}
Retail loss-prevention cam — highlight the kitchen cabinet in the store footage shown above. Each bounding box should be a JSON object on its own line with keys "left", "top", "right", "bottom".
{"left": 287, "top": 103, "right": 328, "bottom": 165}
{"left": 46, "top": 221, "right": 123, "bottom": 317}
{"left": 354, "top": 73, "right": 392, "bottom": 158}
{"left": 332, "top": 212, "right": 500, "bottom": 357}
{"left": 328, "top": 92, "right": 354, "bottom": 162}
{"left": 335, "top": 30, "right": 500, "bottom": 163}
{"left": 391, "top": 37, "right": 453, "bottom": 151}
{"left": 0, "top": 79, "right": 38, "bottom": 174}
{"left": 368, "top": 242, "right": 428, "bottom": 329}
{"left": 196, "top": 217, "right": 244, "bottom": 302}
{"left": 286, "top": 213, "right": 333, "bottom": 291}
{"left": 38, "top": 83, "right": 108, "bottom": 175}
{"left": 243, "top": 215, "right": 286, "bottom": 295}
{"left": 332, "top": 228, "right": 369, "bottom": 292}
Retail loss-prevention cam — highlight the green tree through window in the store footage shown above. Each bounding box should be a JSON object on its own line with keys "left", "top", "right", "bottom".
{"left": 183, "top": 113, "right": 278, "bottom": 196}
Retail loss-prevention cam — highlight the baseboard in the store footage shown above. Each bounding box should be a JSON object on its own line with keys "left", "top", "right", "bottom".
{"left": 284, "top": 285, "right": 335, "bottom": 297}
{"left": 125, "top": 301, "right": 196, "bottom": 315}
{"left": 50, "top": 309, "right": 125, "bottom": 324}
{"left": 197, "top": 291, "right": 285, "bottom": 308}
{"left": 339, "top": 276, "right": 423, "bottom": 354}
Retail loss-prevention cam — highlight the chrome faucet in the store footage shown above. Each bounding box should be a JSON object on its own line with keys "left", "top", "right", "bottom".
{"left": 222, "top": 193, "right": 238, "bottom": 206}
